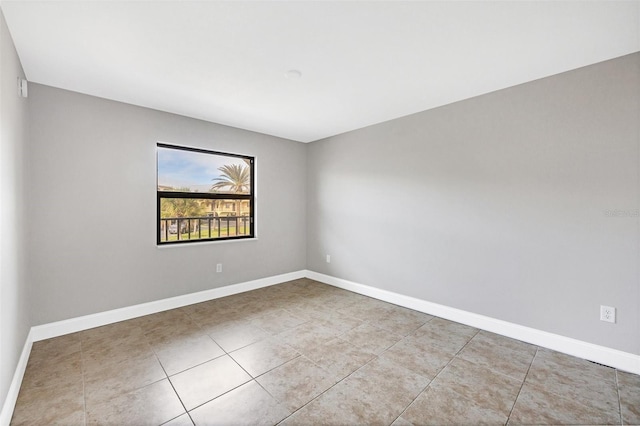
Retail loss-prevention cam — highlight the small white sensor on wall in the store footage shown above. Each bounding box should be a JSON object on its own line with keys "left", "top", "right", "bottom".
{"left": 17, "top": 78, "right": 28, "bottom": 98}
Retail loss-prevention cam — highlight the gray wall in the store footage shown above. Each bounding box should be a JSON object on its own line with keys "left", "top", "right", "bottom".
{"left": 27, "top": 84, "right": 307, "bottom": 325}
{"left": 0, "top": 9, "right": 29, "bottom": 413}
{"left": 307, "top": 53, "right": 640, "bottom": 355}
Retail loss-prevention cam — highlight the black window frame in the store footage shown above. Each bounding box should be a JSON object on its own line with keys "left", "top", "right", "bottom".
{"left": 157, "top": 143, "right": 255, "bottom": 245}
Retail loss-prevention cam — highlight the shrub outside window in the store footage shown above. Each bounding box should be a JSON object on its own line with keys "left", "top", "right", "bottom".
{"left": 157, "top": 143, "right": 254, "bottom": 245}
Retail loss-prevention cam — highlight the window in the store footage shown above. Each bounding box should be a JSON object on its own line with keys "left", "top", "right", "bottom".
{"left": 157, "top": 143, "right": 254, "bottom": 245}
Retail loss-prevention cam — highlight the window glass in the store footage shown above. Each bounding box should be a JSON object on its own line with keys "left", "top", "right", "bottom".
{"left": 157, "top": 144, "right": 254, "bottom": 245}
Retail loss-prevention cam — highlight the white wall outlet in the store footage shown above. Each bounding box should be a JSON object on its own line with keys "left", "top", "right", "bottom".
{"left": 326, "top": 254, "right": 331, "bottom": 263}
{"left": 600, "top": 305, "right": 615, "bottom": 323}
{"left": 216, "top": 263, "right": 222, "bottom": 273}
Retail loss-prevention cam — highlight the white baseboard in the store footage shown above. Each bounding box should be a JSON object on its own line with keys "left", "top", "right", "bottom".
{"left": 31, "top": 270, "right": 306, "bottom": 342}
{"left": 305, "top": 270, "right": 640, "bottom": 375}
{"left": 0, "top": 330, "right": 33, "bottom": 426}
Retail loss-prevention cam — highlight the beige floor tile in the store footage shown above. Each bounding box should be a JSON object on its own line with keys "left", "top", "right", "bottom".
{"left": 338, "top": 323, "right": 402, "bottom": 354}
{"left": 457, "top": 331, "right": 536, "bottom": 381}
{"left": 475, "top": 330, "right": 536, "bottom": 355}
{"left": 144, "top": 317, "right": 205, "bottom": 347}
{"left": 170, "top": 355, "right": 251, "bottom": 410}
{"left": 286, "top": 357, "right": 428, "bottom": 426}
{"left": 84, "top": 352, "right": 167, "bottom": 405}
{"left": 11, "top": 380, "right": 84, "bottom": 426}
{"left": 154, "top": 334, "right": 225, "bottom": 376}
{"left": 379, "top": 335, "right": 455, "bottom": 379}
{"left": 402, "top": 383, "right": 507, "bottom": 426}
{"left": 509, "top": 380, "right": 620, "bottom": 425}
{"left": 617, "top": 370, "right": 640, "bottom": 425}
{"left": 280, "top": 381, "right": 385, "bottom": 426}
{"left": 207, "top": 320, "right": 270, "bottom": 352}
{"left": 82, "top": 330, "right": 155, "bottom": 371}
{"left": 135, "top": 307, "right": 193, "bottom": 329}
{"left": 250, "top": 309, "right": 308, "bottom": 334}
{"left": 372, "top": 306, "right": 433, "bottom": 336}
{"left": 229, "top": 337, "right": 300, "bottom": 377}
{"left": 223, "top": 303, "right": 273, "bottom": 322}
{"left": 190, "top": 381, "right": 290, "bottom": 426}
{"left": 317, "top": 291, "right": 370, "bottom": 311}
{"left": 181, "top": 300, "right": 231, "bottom": 325}
{"left": 196, "top": 314, "right": 243, "bottom": 334}
{"left": 304, "top": 338, "right": 375, "bottom": 380}
{"left": 283, "top": 303, "right": 333, "bottom": 322}
{"left": 80, "top": 321, "right": 145, "bottom": 348}
{"left": 335, "top": 297, "right": 397, "bottom": 322}
{"left": 532, "top": 347, "right": 617, "bottom": 383}
{"left": 525, "top": 348, "right": 619, "bottom": 416}
{"left": 86, "top": 379, "right": 184, "bottom": 426}
{"left": 432, "top": 357, "right": 522, "bottom": 415}
{"left": 412, "top": 317, "right": 478, "bottom": 353}
{"left": 277, "top": 322, "right": 340, "bottom": 354}
{"left": 21, "top": 349, "right": 82, "bottom": 390}
{"left": 28, "top": 333, "right": 82, "bottom": 365}
{"left": 313, "top": 310, "right": 364, "bottom": 334}
{"left": 256, "top": 356, "right": 337, "bottom": 412}
{"left": 344, "top": 356, "right": 430, "bottom": 403}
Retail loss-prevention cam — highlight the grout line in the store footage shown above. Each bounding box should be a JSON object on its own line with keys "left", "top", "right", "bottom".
{"left": 163, "top": 369, "right": 194, "bottom": 426}
{"left": 226, "top": 344, "right": 260, "bottom": 379}
{"left": 152, "top": 340, "right": 201, "bottom": 425}
{"left": 80, "top": 340, "right": 87, "bottom": 426}
{"left": 505, "top": 346, "right": 538, "bottom": 424}
{"left": 615, "top": 369, "right": 623, "bottom": 426}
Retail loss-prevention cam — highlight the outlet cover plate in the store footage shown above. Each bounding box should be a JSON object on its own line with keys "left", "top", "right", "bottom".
{"left": 600, "top": 305, "right": 616, "bottom": 323}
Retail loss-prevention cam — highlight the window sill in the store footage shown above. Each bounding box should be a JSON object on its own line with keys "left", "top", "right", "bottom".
{"left": 156, "top": 237, "right": 258, "bottom": 248}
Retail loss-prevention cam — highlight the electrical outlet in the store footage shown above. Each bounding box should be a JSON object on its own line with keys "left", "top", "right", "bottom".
{"left": 216, "top": 263, "right": 222, "bottom": 273}
{"left": 326, "top": 254, "right": 331, "bottom": 263}
{"left": 600, "top": 305, "right": 615, "bottom": 323}
{"left": 17, "top": 77, "right": 28, "bottom": 98}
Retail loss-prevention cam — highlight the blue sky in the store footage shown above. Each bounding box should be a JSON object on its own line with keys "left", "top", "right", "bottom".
{"left": 157, "top": 147, "right": 246, "bottom": 192}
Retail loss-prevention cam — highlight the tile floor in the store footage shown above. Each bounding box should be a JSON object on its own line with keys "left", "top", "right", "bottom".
{"left": 11, "top": 278, "right": 640, "bottom": 425}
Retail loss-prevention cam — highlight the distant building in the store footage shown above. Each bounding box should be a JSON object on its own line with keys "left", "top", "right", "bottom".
{"left": 203, "top": 199, "right": 250, "bottom": 217}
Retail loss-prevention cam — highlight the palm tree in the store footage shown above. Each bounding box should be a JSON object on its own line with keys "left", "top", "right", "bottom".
{"left": 211, "top": 164, "right": 250, "bottom": 219}
{"left": 210, "top": 164, "right": 250, "bottom": 194}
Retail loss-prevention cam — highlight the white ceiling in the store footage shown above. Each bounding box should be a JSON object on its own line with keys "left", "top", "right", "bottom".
{"left": 2, "top": 1, "right": 639, "bottom": 143}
